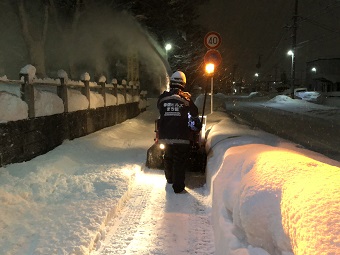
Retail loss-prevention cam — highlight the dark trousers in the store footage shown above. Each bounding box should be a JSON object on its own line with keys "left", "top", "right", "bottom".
{"left": 163, "top": 143, "right": 190, "bottom": 193}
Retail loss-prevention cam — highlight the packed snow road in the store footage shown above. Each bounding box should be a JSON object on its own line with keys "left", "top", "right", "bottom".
{"left": 224, "top": 99, "right": 340, "bottom": 161}
{"left": 91, "top": 170, "right": 214, "bottom": 255}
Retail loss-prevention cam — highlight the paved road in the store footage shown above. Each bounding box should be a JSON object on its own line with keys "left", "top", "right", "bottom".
{"left": 224, "top": 101, "right": 340, "bottom": 162}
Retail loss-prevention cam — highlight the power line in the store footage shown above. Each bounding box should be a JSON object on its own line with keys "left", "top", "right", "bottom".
{"left": 297, "top": 1, "right": 340, "bottom": 21}
{"left": 258, "top": 1, "right": 340, "bottom": 84}
{"left": 298, "top": 31, "right": 340, "bottom": 46}
{"left": 260, "top": 30, "right": 291, "bottom": 76}
{"left": 289, "top": 0, "right": 298, "bottom": 98}
{"left": 302, "top": 17, "right": 340, "bottom": 34}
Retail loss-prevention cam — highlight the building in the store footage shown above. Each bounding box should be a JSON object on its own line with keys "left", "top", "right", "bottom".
{"left": 305, "top": 58, "right": 340, "bottom": 93}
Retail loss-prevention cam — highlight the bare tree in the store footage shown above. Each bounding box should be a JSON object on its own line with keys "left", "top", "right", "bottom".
{"left": 48, "top": 0, "right": 86, "bottom": 78}
{"left": 17, "top": 0, "right": 49, "bottom": 77}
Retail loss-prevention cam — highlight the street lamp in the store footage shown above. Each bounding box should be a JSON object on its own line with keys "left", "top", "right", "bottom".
{"left": 205, "top": 63, "right": 215, "bottom": 74}
{"left": 205, "top": 63, "right": 215, "bottom": 114}
{"left": 311, "top": 67, "right": 317, "bottom": 91}
{"left": 165, "top": 43, "right": 172, "bottom": 51}
{"left": 165, "top": 43, "right": 172, "bottom": 60}
{"left": 254, "top": 73, "right": 259, "bottom": 91}
{"left": 287, "top": 50, "right": 295, "bottom": 98}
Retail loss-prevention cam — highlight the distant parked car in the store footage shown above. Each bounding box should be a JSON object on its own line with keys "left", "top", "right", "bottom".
{"left": 294, "top": 87, "right": 307, "bottom": 98}
{"left": 294, "top": 88, "right": 323, "bottom": 103}
{"left": 299, "top": 91, "right": 322, "bottom": 102}
{"left": 281, "top": 87, "right": 323, "bottom": 103}
{"left": 281, "top": 87, "right": 307, "bottom": 97}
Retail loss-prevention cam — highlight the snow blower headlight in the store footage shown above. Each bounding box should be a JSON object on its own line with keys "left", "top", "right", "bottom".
{"left": 159, "top": 143, "right": 165, "bottom": 150}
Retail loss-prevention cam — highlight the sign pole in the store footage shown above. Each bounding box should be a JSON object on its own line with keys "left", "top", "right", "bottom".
{"left": 204, "top": 31, "right": 222, "bottom": 115}
{"left": 201, "top": 81, "right": 208, "bottom": 121}
{"left": 210, "top": 76, "right": 214, "bottom": 114}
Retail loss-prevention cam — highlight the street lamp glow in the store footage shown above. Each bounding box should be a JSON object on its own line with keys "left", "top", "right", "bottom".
{"left": 165, "top": 43, "right": 172, "bottom": 51}
{"left": 287, "top": 50, "right": 295, "bottom": 98}
{"left": 255, "top": 73, "right": 259, "bottom": 77}
{"left": 311, "top": 67, "right": 317, "bottom": 72}
{"left": 205, "top": 63, "right": 215, "bottom": 74}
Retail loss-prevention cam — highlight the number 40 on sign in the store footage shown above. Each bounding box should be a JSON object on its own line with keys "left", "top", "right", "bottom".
{"left": 204, "top": 31, "right": 222, "bottom": 49}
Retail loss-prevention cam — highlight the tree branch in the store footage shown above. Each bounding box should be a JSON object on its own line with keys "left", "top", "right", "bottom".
{"left": 41, "top": 3, "right": 49, "bottom": 44}
{"left": 18, "top": 0, "right": 34, "bottom": 45}
{"left": 48, "top": 0, "right": 63, "bottom": 34}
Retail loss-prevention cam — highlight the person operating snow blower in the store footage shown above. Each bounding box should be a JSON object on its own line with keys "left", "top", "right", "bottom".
{"left": 157, "top": 71, "right": 202, "bottom": 193}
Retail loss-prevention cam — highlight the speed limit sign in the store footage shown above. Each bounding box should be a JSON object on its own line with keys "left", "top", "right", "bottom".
{"left": 204, "top": 31, "right": 222, "bottom": 49}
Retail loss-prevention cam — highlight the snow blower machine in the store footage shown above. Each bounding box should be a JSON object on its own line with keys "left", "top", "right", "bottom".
{"left": 145, "top": 115, "right": 207, "bottom": 172}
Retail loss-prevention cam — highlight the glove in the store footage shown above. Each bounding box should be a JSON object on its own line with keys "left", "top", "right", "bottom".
{"left": 179, "top": 91, "right": 191, "bottom": 101}
{"left": 188, "top": 115, "right": 202, "bottom": 131}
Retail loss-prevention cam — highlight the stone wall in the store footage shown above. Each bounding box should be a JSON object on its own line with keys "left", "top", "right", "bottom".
{"left": 0, "top": 103, "right": 140, "bottom": 167}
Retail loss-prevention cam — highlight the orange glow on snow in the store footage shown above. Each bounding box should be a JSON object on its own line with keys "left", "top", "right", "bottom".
{"left": 242, "top": 148, "right": 340, "bottom": 255}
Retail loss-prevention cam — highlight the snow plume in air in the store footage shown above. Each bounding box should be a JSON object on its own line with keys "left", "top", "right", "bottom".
{"left": 56, "top": 7, "right": 169, "bottom": 87}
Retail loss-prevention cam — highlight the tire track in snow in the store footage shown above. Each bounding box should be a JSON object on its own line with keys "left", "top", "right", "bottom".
{"left": 93, "top": 177, "right": 154, "bottom": 254}
{"left": 92, "top": 170, "right": 214, "bottom": 254}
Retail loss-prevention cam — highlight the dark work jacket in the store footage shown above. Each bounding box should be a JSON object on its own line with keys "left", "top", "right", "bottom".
{"left": 157, "top": 88, "right": 199, "bottom": 144}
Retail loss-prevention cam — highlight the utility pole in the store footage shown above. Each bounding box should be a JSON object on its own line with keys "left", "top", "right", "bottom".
{"left": 274, "top": 64, "right": 278, "bottom": 82}
{"left": 291, "top": 0, "right": 298, "bottom": 98}
{"left": 232, "top": 64, "right": 238, "bottom": 83}
{"left": 232, "top": 64, "right": 238, "bottom": 93}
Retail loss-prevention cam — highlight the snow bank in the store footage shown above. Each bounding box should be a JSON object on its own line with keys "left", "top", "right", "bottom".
{"left": 34, "top": 88, "right": 64, "bottom": 117}
{"left": 206, "top": 117, "right": 340, "bottom": 255}
{"left": 67, "top": 89, "right": 89, "bottom": 112}
{"left": 0, "top": 66, "right": 142, "bottom": 120}
{"left": 0, "top": 84, "right": 142, "bottom": 121}
{"left": 0, "top": 92, "right": 28, "bottom": 122}
{"left": 0, "top": 86, "right": 65, "bottom": 121}
{"left": 117, "top": 93, "right": 125, "bottom": 105}
{"left": 282, "top": 159, "right": 340, "bottom": 255}
{"left": 0, "top": 75, "right": 9, "bottom": 81}
{"left": 133, "top": 95, "right": 140, "bottom": 103}
{"left": 105, "top": 93, "right": 117, "bottom": 106}
{"left": 268, "top": 95, "right": 295, "bottom": 103}
{"left": 139, "top": 99, "right": 147, "bottom": 109}
{"left": 126, "top": 93, "right": 133, "bottom": 103}
{"left": 0, "top": 114, "right": 149, "bottom": 254}
{"left": 89, "top": 91, "right": 104, "bottom": 109}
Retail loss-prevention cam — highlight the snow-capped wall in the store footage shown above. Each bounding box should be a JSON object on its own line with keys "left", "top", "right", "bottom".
{"left": 0, "top": 67, "right": 145, "bottom": 121}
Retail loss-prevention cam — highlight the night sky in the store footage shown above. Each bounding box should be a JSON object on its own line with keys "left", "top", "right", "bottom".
{"left": 199, "top": 0, "right": 340, "bottom": 83}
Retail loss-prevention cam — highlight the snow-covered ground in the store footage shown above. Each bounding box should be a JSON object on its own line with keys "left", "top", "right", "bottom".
{"left": 0, "top": 94, "right": 339, "bottom": 255}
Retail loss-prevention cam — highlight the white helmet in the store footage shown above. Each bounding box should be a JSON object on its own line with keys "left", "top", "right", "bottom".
{"left": 170, "top": 71, "right": 186, "bottom": 89}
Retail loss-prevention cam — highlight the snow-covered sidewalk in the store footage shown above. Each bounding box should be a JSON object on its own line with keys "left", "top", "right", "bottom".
{"left": 0, "top": 96, "right": 339, "bottom": 255}
{"left": 0, "top": 98, "right": 215, "bottom": 255}
{"left": 0, "top": 100, "right": 160, "bottom": 255}
{"left": 92, "top": 169, "right": 214, "bottom": 254}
